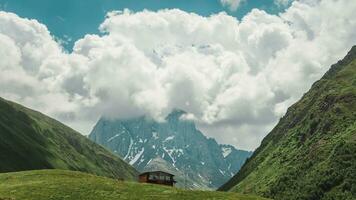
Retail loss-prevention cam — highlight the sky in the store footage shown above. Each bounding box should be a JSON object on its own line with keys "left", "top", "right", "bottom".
{"left": 0, "top": 0, "right": 355, "bottom": 151}
{"left": 0, "top": 0, "right": 287, "bottom": 49}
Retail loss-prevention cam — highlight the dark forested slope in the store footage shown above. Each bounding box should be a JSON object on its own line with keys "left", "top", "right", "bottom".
{"left": 0, "top": 97, "right": 138, "bottom": 180}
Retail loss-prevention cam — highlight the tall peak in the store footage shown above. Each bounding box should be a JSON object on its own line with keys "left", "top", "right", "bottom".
{"left": 165, "top": 109, "right": 187, "bottom": 121}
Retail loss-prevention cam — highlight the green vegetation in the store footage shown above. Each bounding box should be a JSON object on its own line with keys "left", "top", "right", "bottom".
{"left": 219, "top": 46, "right": 356, "bottom": 200}
{"left": 0, "top": 170, "right": 269, "bottom": 200}
{"left": 0, "top": 97, "right": 138, "bottom": 180}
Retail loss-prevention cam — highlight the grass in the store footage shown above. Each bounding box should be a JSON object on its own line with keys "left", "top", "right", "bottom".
{"left": 0, "top": 170, "right": 269, "bottom": 200}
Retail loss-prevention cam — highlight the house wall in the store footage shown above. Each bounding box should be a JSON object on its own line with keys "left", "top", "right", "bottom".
{"left": 139, "top": 174, "right": 148, "bottom": 183}
{"left": 147, "top": 179, "right": 174, "bottom": 186}
{"left": 139, "top": 172, "right": 175, "bottom": 186}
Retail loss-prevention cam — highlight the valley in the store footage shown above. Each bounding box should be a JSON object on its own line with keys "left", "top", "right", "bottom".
{"left": 0, "top": 0, "right": 355, "bottom": 199}
{"left": 0, "top": 170, "right": 269, "bottom": 200}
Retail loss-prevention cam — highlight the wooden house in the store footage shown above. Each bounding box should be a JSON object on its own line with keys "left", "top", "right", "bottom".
{"left": 139, "top": 171, "right": 176, "bottom": 186}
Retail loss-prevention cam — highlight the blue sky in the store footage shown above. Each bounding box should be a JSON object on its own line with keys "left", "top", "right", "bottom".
{"left": 0, "top": 0, "right": 286, "bottom": 50}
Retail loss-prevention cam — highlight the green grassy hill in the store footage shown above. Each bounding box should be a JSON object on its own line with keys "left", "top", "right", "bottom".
{"left": 219, "top": 46, "right": 356, "bottom": 200}
{"left": 0, "top": 170, "right": 269, "bottom": 200}
{"left": 0, "top": 97, "right": 138, "bottom": 180}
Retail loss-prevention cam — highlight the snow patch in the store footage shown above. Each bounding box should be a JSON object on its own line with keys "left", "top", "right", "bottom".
{"left": 152, "top": 132, "right": 159, "bottom": 139}
{"left": 219, "top": 169, "right": 225, "bottom": 175}
{"left": 198, "top": 173, "right": 204, "bottom": 180}
{"left": 222, "top": 146, "right": 232, "bottom": 158}
{"left": 129, "top": 148, "right": 144, "bottom": 165}
{"left": 163, "top": 147, "right": 184, "bottom": 164}
{"left": 139, "top": 157, "right": 145, "bottom": 165}
{"left": 164, "top": 136, "right": 175, "bottom": 142}
{"left": 107, "top": 133, "right": 121, "bottom": 142}
{"left": 163, "top": 147, "right": 176, "bottom": 164}
{"left": 124, "top": 137, "right": 133, "bottom": 160}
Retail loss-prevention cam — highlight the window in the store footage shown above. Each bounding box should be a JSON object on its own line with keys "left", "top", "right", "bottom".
{"left": 148, "top": 174, "right": 158, "bottom": 180}
{"left": 165, "top": 176, "right": 171, "bottom": 181}
{"left": 159, "top": 175, "right": 165, "bottom": 181}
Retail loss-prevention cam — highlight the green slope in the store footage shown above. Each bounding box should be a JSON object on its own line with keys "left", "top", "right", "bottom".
{"left": 219, "top": 46, "right": 356, "bottom": 200}
{"left": 0, "top": 97, "right": 138, "bottom": 180}
{"left": 0, "top": 170, "right": 269, "bottom": 200}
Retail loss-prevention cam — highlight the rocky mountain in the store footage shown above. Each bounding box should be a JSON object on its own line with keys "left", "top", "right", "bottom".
{"left": 89, "top": 110, "right": 252, "bottom": 189}
{"left": 0, "top": 97, "right": 138, "bottom": 181}
{"left": 219, "top": 46, "right": 356, "bottom": 200}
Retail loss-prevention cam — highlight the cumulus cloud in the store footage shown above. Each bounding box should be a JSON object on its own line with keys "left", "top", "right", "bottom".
{"left": 274, "top": 0, "right": 293, "bottom": 7}
{"left": 220, "top": 0, "right": 245, "bottom": 11}
{"left": 0, "top": 0, "right": 356, "bottom": 150}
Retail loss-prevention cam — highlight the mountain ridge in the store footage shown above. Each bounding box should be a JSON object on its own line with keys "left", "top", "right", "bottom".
{"left": 89, "top": 110, "right": 252, "bottom": 189}
{"left": 0, "top": 96, "right": 138, "bottom": 180}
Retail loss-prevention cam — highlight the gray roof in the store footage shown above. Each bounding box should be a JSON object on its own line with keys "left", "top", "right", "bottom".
{"left": 139, "top": 170, "right": 175, "bottom": 176}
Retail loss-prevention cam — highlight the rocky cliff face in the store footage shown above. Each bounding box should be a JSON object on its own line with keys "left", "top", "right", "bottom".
{"left": 89, "top": 110, "right": 252, "bottom": 189}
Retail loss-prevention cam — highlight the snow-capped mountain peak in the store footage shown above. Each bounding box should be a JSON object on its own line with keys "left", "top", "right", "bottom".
{"left": 89, "top": 110, "right": 252, "bottom": 189}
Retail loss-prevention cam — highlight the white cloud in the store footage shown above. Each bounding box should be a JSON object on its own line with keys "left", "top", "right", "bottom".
{"left": 0, "top": 0, "right": 356, "bottom": 150}
{"left": 274, "top": 0, "right": 293, "bottom": 7}
{"left": 220, "top": 0, "right": 245, "bottom": 11}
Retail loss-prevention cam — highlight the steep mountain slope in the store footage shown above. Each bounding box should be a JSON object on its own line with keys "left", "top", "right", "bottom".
{"left": 219, "top": 46, "right": 356, "bottom": 200}
{"left": 0, "top": 169, "right": 269, "bottom": 200}
{"left": 0, "top": 97, "right": 138, "bottom": 180}
{"left": 89, "top": 110, "right": 252, "bottom": 189}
